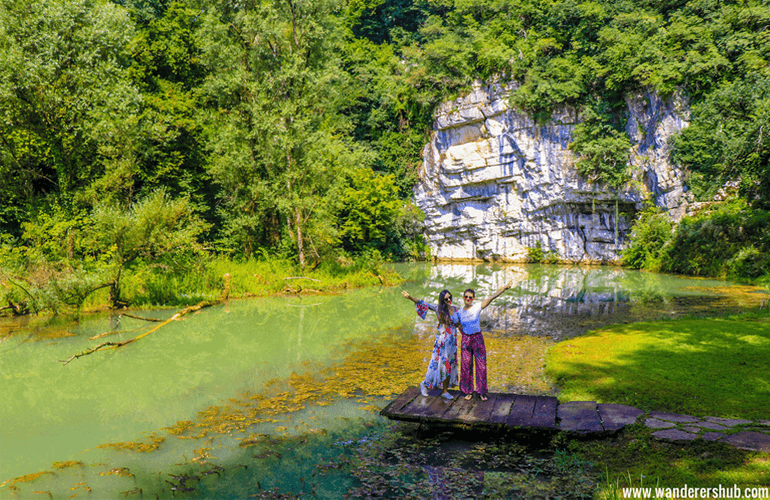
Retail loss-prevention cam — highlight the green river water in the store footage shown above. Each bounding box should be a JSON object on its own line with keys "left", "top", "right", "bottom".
{"left": 0, "top": 263, "right": 762, "bottom": 498}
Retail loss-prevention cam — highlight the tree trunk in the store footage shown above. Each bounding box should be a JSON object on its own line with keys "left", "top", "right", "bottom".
{"left": 109, "top": 267, "right": 126, "bottom": 308}
{"left": 296, "top": 211, "right": 305, "bottom": 270}
{"left": 615, "top": 197, "right": 619, "bottom": 249}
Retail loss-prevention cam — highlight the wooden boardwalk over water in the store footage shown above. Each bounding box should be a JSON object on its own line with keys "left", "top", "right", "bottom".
{"left": 380, "top": 386, "right": 643, "bottom": 434}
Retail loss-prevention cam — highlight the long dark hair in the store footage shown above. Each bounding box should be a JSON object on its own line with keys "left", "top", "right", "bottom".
{"left": 437, "top": 289, "right": 453, "bottom": 326}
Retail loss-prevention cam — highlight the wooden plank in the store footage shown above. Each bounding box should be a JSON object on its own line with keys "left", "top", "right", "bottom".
{"left": 417, "top": 392, "right": 458, "bottom": 420}
{"left": 381, "top": 391, "right": 627, "bottom": 434}
{"left": 507, "top": 395, "right": 537, "bottom": 427}
{"left": 530, "top": 396, "right": 558, "bottom": 429}
{"left": 488, "top": 394, "right": 516, "bottom": 425}
{"left": 442, "top": 391, "right": 476, "bottom": 422}
{"left": 380, "top": 386, "right": 421, "bottom": 417}
{"left": 398, "top": 392, "right": 439, "bottom": 419}
{"left": 464, "top": 393, "right": 499, "bottom": 425}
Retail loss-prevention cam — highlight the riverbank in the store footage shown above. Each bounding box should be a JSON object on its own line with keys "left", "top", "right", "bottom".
{"left": 0, "top": 254, "right": 403, "bottom": 318}
{"left": 546, "top": 312, "right": 770, "bottom": 420}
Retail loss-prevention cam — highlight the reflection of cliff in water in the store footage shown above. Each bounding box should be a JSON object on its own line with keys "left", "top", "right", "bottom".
{"left": 484, "top": 293, "right": 631, "bottom": 340}
{"left": 415, "top": 263, "right": 750, "bottom": 340}
{"left": 484, "top": 276, "right": 634, "bottom": 340}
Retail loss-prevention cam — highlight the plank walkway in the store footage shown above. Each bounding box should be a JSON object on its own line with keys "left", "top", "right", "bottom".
{"left": 380, "top": 387, "right": 638, "bottom": 434}
{"left": 380, "top": 387, "right": 770, "bottom": 453}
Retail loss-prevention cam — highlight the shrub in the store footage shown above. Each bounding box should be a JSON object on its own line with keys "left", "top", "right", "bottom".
{"left": 662, "top": 200, "right": 770, "bottom": 280}
{"left": 622, "top": 204, "right": 673, "bottom": 271}
{"left": 726, "top": 246, "right": 769, "bottom": 280}
{"left": 527, "top": 241, "right": 558, "bottom": 264}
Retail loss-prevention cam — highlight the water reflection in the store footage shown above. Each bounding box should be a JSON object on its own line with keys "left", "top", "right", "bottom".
{"left": 396, "top": 263, "right": 762, "bottom": 340}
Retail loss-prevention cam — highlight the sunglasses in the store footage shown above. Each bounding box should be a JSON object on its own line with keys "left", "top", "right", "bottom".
{"left": 464, "top": 295, "right": 474, "bottom": 300}
{"left": 444, "top": 296, "right": 453, "bottom": 302}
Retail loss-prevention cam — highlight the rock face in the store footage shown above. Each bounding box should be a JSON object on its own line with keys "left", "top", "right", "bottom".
{"left": 414, "top": 80, "right": 691, "bottom": 263}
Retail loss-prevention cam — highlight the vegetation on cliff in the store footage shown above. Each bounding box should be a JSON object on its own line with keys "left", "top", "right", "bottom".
{"left": 623, "top": 199, "right": 770, "bottom": 285}
{"left": 1, "top": 0, "right": 769, "bottom": 313}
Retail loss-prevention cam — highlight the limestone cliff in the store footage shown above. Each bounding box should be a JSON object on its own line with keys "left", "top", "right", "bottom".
{"left": 414, "top": 80, "right": 691, "bottom": 263}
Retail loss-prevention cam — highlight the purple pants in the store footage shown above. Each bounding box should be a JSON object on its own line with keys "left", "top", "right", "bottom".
{"left": 460, "top": 333, "right": 487, "bottom": 396}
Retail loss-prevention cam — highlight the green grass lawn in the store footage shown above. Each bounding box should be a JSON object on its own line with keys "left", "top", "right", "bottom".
{"left": 546, "top": 313, "right": 770, "bottom": 495}
{"left": 546, "top": 315, "right": 770, "bottom": 420}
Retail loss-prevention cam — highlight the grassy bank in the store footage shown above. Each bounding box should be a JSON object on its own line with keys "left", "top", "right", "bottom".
{"left": 87, "top": 256, "right": 402, "bottom": 311}
{"left": 546, "top": 313, "right": 770, "bottom": 419}
{"left": 545, "top": 311, "right": 770, "bottom": 495}
{"left": 0, "top": 254, "right": 403, "bottom": 316}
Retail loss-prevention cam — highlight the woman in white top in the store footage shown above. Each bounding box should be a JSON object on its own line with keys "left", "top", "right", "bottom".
{"left": 457, "top": 281, "right": 512, "bottom": 401}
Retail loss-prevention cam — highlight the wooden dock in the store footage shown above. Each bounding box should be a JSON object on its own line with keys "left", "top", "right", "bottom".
{"left": 380, "top": 386, "right": 644, "bottom": 434}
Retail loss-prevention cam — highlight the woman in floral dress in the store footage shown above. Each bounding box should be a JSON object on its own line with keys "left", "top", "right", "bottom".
{"left": 402, "top": 289, "right": 463, "bottom": 399}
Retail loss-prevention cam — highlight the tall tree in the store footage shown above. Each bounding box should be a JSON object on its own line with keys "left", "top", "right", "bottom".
{"left": 196, "top": 0, "right": 369, "bottom": 266}
{"left": 0, "top": 0, "right": 141, "bottom": 233}
{"left": 90, "top": 189, "right": 210, "bottom": 306}
{"left": 125, "top": 1, "right": 215, "bottom": 223}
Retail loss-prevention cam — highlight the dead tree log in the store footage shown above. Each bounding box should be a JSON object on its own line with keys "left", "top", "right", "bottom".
{"left": 89, "top": 326, "right": 145, "bottom": 340}
{"left": 119, "top": 313, "right": 164, "bottom": 322}
{"left": 61, "top": 300, "right": 220, "bottom": 365}
{"left": 61, "top": 274, "right": 231, "bottom": 366}
{"left": 60, "top": 340, "right": 135, "bottom": 365}
{"left": 1, "top": 300, "right": 28, "bottom": 315}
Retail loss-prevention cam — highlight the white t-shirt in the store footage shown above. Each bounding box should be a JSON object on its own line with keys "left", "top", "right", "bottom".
{"left": 457, "top": 303, "right": 482, "bottom": 335}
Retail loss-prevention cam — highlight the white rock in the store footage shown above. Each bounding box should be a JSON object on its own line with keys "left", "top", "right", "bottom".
{"left": 414, "top": 81, "right": 692, "bottom": 263}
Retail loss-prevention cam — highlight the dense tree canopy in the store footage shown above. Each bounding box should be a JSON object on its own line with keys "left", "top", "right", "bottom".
{"left": 1, "top": 0, "right": 769, "bottom": 307}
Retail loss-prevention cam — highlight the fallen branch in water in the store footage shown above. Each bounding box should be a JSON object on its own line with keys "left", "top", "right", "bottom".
{"left": 89, "top": 326, "right": 145, "bottom": 340}
{"left": 61, "top": 274, "right": 231, "bottom": 365}
{"left": 120, "top": 313, "right": 164, "bottom": 322}
{"left": 60, "top": 340, "right": 134, "bottom": 365}
{"left": 61, "top": 300, "right": 218, "bottom": 365}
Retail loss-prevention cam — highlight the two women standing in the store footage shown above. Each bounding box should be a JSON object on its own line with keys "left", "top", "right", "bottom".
{"left": 403, "top": 281, "right": 512, "bottom": 401}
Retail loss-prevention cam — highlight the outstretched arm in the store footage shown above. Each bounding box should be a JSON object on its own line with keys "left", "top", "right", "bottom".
{"left": 402, "top": 290, "right": 419, "bottom": 304}
{"left": 480, "top": 281, "right": 513, "bottom": 310}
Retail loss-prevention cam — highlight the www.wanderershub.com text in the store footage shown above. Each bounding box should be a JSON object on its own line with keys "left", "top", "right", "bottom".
{"left": 623, "top": 484, "right": 769, "bottom": 499}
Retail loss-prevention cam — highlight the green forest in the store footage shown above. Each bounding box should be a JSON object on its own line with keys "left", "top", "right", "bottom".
{"left": 1, "top": 0, "right": 769, "bottom": 314}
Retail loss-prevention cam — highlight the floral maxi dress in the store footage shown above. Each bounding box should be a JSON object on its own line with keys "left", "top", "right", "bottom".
{"left": 415, "top": 301, "right": 460, "bottom": 390}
